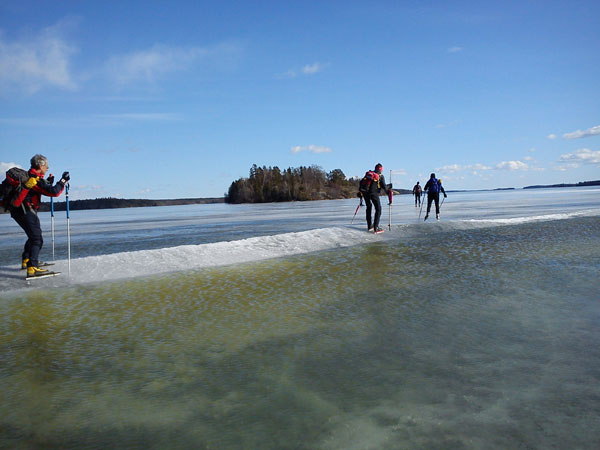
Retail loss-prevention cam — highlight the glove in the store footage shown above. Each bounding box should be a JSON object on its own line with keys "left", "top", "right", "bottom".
{"left": 24, "top": 176, "right": 39, "bottom": 189}
{"left": 46, "top": 174, "right": 54, "bottom": 184}
{"left": 59, "top": 171, "right": 70, "bottom": 184}
{"left": 444, "top": 193, "right": 447, "bottom": 198}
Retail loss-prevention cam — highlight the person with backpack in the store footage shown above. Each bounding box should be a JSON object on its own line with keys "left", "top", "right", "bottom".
{"left": 358, "top": 163, "right": 391, "bottom": 233}
{"left": 2, "top": 154, "right": 69, "bottom": 279}
{"left": 412, "top": 181, "right": 422, "bottom": 207}
{"left": 423, "top": 173, "right": 447, "bottom": 221}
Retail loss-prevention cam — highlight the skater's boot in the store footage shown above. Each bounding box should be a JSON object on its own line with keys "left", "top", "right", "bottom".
{"left": 26, "top": 266, "right": 50, "bottom": 279}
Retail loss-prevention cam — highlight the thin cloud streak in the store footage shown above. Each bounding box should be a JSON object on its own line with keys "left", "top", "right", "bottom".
{"left": 278, "top": 62, "right": 327, "bottom": 79}
{"left": 96, "top": 113, "right": 182, "bottom": 121}
{"left": 105, "top": 44, "right": 206, "bottom": 85}
{"left": 436, "top": 163, "right": 493, "bottom": 172}
{"left": 290, "top": 145, "right": 332, "bottom": 154}
{"left": 562, "top": 125, "right": 600, "bottom": 140}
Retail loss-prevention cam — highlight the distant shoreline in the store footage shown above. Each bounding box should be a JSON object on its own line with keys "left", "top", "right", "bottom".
{"left": 523, "top": 180, "right": 599, "bottom": 189}
{"left": 35, "top": 197, "right": 224, "bottom": 213}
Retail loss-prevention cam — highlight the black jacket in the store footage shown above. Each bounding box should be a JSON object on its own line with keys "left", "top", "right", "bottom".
{"left": 367, "top": 172, "right": 389, "bottom": 196}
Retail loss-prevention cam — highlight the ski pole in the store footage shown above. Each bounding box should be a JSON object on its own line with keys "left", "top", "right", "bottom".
{"left": 66, "top": 183, "right": 71, "bottom": 276}
{"left": 351, "top": 197, "right": 363, "bottom": 224}
{"left": 388, "top": 170, "right": 392, "bottom": 230}
{"left": 51, "top": 196, "right": 55, "bottom": 261}
{"left": 418, "top": 192, "right": 425, "bottom": 219}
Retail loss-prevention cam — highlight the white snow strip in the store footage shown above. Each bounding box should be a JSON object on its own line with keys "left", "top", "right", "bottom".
{"left": 0, "top": 227, "right": 377, "bottom": 295}
{"left": 462, "top": 209, "right": 600, "bottom": 225}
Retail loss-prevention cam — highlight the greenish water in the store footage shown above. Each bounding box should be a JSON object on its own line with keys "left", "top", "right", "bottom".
{"left": 1, "top": 217, "right": 599, "bottom": 449}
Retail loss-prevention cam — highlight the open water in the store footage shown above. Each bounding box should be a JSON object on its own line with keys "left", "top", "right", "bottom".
{"left": 1, "top": 188, "right": 599, "bottom": 449}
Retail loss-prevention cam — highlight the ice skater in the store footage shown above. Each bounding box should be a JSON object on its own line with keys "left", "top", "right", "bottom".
{"left": 358, "top": 163, "right": 391, "bottom": 233}
{"left": 412, "top": 181, "right": 422, "bottom": 207}
{"left": 3, "top": 154, "right": 69, "bottom": 279}
{"left": 423, "top": 173, "right": 446, "bottom": 221}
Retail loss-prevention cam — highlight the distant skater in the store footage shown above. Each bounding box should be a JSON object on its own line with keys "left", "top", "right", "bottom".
{"left": 358, "top": 163, "right": 391, "bottom": 233}
{"left": 3, "top": 154, "right": 69, "bottom": 279}
{"left": 412, "top": 181, "right": 422, "bottom": 207}
{"left": 423, "top": 173, "right": 446, "bottom": 221}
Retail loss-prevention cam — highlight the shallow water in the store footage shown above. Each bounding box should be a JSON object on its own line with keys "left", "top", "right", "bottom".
{"left": 1, "top": 214, "right": 599, "bottom": 449}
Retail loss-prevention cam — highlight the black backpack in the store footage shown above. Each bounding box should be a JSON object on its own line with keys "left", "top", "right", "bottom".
{"left": 358, "top": 170, "right": 380, "bottom": 195}
{"left": 1, "top": 167, "right": 29, "bottom": 211}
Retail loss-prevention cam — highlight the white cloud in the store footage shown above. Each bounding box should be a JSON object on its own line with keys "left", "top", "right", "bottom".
{"left": 0, "top": 23, "right": 78, "bottom": 94}
{"left": 302, "top": 62, "right": 325, "bottom": 75}
{"left": 1, "top": 161, "right": 23, "bottom": 173}
{"left": 558, "top": 148, "right": 600, "bottom": 167}
{"left": 547, "top": 134, "right": 558, "bottom": 140}
{"left": 470, "top": 163, "right": 493, "bottom": 171}
{"left": 437, "top": 164, "right": 462, "bottom": 173}
{"left": 562, "top": 125, "right": 600, "bottom": 140}
{"left": 496, "top": 160, "right": 528, "bottom": 170}
{"left": 105, "top": 44, "right": 205, "bottom": 84}
{"left": 278, "top": 62, "right": 327, "bottom": 79}
{"left": 555, "top": 163, "right": 579, "bottom": 172}
{"left": 290, "top": 145, "right": 332, "bottom": 154}
{"left": 437, "top": 163, "right": 492, "bottom": 173}
{"left": 447, "top": 46, "right": 463, "bottom": 53}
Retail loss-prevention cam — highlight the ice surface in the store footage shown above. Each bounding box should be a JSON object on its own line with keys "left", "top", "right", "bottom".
{"left": 1, "top": 187, "right": 599, "bottom": 295}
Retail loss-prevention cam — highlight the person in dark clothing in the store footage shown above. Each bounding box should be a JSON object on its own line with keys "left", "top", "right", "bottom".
{"left": 7, "top": 154, "right": 69, "bottom": 278}
{"left": 362, "top": 163, "right": 391, "bottom": 233}
{"left": 423, "top": 173, "right": 446, "bottom": 221}
{"left": 412, "top": 181, "right": 422, "bottom": 207}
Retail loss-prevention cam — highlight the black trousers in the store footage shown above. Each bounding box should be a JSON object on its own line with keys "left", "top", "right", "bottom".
{"left": 426, "top": 192, "right": 440, "bottom": 215}
{"left": 11, "top": 207, "right": 43, "bottom": 267}
{"left": 414, "top": 193, "right": 421, "bottom": 206}
{"left": 364, "top": 193, "right": 382, "bottom": 229}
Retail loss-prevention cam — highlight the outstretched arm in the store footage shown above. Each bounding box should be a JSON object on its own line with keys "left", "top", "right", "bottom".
{"left": 32, "top": 172, "right": 70, "bottom": 197}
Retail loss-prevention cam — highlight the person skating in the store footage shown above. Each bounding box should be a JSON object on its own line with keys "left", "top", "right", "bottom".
{"left": 4, "top": 154, "right": 69, "bottom": 279}
{"left": 412, "top": 181, "right": 422, "bottom": 207}
{"left": 423, "top": 173, "right": 446, "bottom": 221}
{"left": 359, "top": 163, "right": 391, "bottom": 233}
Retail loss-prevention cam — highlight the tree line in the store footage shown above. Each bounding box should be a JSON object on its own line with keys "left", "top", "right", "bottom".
{"left": 225, "top": 164, "right": 360, "bottom": 204}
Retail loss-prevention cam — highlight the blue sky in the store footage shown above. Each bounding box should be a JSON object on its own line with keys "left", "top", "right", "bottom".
{"left": 1, "top": 0, "right": 599, "bottom": 200}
